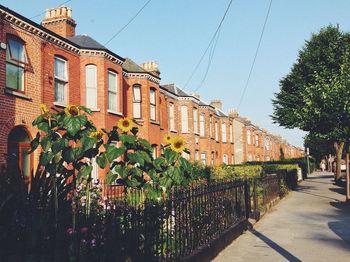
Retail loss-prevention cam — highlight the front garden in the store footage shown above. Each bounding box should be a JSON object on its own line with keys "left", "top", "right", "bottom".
{"left": 0, "top": 105, "right": 303, "bottom": 261}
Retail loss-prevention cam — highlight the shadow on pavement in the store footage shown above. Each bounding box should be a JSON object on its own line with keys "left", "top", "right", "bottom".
{"left": 328, "top": 201, "right": 350, "bottom": 246}
{"left": 250, "top": 229, "right": 302, "bottom": 262}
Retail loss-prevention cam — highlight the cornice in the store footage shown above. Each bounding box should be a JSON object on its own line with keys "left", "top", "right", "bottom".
{"left": 122, "top": 71, "right": 160, "bottom": 84}
{"left": 1, "top": 8, "right": 124, "bottom": 65}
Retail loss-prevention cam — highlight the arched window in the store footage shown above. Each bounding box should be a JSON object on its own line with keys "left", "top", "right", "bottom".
{"left": 199, "top": 113, "right": 205, "bottom": 137}
{"left": 86, "top": 65, "right": 97, "bottom": 109}
{"left": 150, "top": 88, "right": 156, "bottom": 121}
{"left": 221, "top": 123, "right": 227, "bottom": 142}
{"left": 7, "top": 126, "right": 32, "bottom": 182}
{"left": 133, "top": 84, "right": 141, "bottom": 118}
{"left": 193, "top": 108, "right": 198, "bottom": 134}
{"left": 6, "top": 36, "right": 27, "bottom": 92}
{"left": 54, "top": 56, "right": 68, "bottom": 104}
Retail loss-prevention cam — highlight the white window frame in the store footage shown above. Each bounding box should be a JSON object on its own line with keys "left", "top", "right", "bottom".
{"left": 85, "top": 65, "right": 97, "bottom": 109}
{"left": 181, "top": 105, "right": 188, "bottom": 133}
{"left": 6, "top": 38, "right": 27, "bottom": 92}
{"left": 247, "top": 130, "right": 251, "bottom": 145}
{"left": 201, "top": 152, "right": 207, "bottom": 165}
{"left": 209, "top": 115, "right": 213, "bottom": 138}
{"left": 222, "top": 123, "right": 227, "bottom": 143}
{"left": 193, "top": 108, "right": 198, "bottom": 134}
{"left": 223, "top": 154, "right": 228, "bottom": 165}
{"left": 133, "top": 85, "right": 142, "bottom": 119}
{"left": 150, "top": 88, "right": 156, "bottom": 121}
{"left": 229, "top": 124, "right": 233, "bottom": 143}
{"left": 215, "top": 121, "right": 219, "bottom": 141}
{"left": 169, "top": 103, "right": 175, "bottom": 131}
{"left": 199, "top": 113, "right": 205, "bottom": 137}
{"left": 107, "top": 70, "right": 118, "bottom": 112}
{"left": 54, "top": 56, "right": 68, "bottom": 104}
{"left": 255, "top": 134, "right": 259, "bottom": 146}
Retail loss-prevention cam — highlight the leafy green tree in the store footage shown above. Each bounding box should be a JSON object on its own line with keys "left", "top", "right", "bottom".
{"left": 272, "top": 25, "right": 350, "bottom": 180}
{"left": 304, "top": 132, "right": 334, "bottom": 164}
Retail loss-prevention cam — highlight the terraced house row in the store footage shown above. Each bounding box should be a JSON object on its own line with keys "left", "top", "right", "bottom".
{"left": 0, "top": 5, "right": 303, "bottom": 181}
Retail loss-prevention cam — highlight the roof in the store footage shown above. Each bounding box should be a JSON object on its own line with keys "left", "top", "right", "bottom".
{"left": 122, "top": 58, "right": 148, "bottom": 73}
{"left": 68, "top": 35, "right": 106, "bottom": 50}
{"left": 161, "top": 84, "right": 190, "bottom": 97}
{"left": 0, "top": 4, "right": 125, "bottom": 63}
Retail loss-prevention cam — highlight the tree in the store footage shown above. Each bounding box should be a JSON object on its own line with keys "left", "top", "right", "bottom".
{"left": 304, "top": 132, "right": 334, "bottom": 165}
{"left": 272, "top": 25, "right": 350, "bottom": 180}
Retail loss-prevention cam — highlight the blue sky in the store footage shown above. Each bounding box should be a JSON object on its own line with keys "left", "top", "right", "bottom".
{"left": 2, "top": 0, "right": 349, "bottom": 147}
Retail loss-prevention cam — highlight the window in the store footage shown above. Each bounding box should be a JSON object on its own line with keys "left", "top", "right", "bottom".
{"left": 182, "top": 151, "right": 190, "bottom": 160}
{"left": 222, "top": 123, "right": 227, "bottom": 143}
{"left": 181, "top": 106, "right": 188, "bottom": 133}
{"left": 195, "top": 150, "right": 199, "bottom": 161}
{"left": 199, "top": 113, "right": 205, "bottom": 137}
{"left": 108, "top": 70, "right": 118, "bottom": 111}
{"left": 248, "top": 153, "right": 253, "bottom": 162}
{"left": 54, "top": 56, "right": 68, "bottom": 104}
{"left": 6, "top": 38, "right": 27, "bottom": 91}
{"left": 223, "top": 154, "right": 228, "bottom": 165}
{"left": 133, "top": 85, "right": 141, "bottom": 118}
{"left": 230, "top": 124, "right": 233, "bottom": 143}
{"left": 255, "top": 134, "right": 259, "bottom": 146}
{"left": 86, "top": 65, "right": 97, "bottom": 109}
{"left": 215, "top": 121, "right": 219, "bottom": 141}
{"left": 201, "top": 153, "right": 207, "bottom": 165}
{"left": 193, "top": 108, "right": 198, "bottom": 133}
{"left": 150, "top": 88, "right": 156, "bottom": 121}
{"left": 211, "top": 152, "right": 215, "bottom": 165}
{"left": 169, "top": 103, "right": 175, "bottom": 130}
{"left": 247, "top": 130, "right": 251, "bottom": 145}
{"left": 231, "top": 155, "right": 234, "bottom": 164}
{"left": 152, "top": 145, "right": 157, "bottom": 158}
{"left": 209, "top": 115, "right": 213, "bottom": 138}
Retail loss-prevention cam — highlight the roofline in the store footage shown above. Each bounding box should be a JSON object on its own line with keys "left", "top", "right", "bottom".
{"left": 0, "top": 4, "right": 125, "bottom": 63}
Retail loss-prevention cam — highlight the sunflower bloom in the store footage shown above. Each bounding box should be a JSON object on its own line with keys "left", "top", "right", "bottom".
{"left": 89, "top": 130, "right": 104, "bottom": 140}
{"left": 64, "top": 105, "right": 80, "bottom": 116}
{"left": 40, "top": 104, "right": 49, "bottom": 115}
{"left": 170, "top": 135, "right": 186, "bottom": 153}
{"left": 117, "top": 118, "right": 134, "bottom": 133}
{"left": 163, "top": 133, "right": 173, "bottom": 144}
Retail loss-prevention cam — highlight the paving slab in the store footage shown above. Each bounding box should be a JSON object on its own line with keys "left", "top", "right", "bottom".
{"left": 212, "top": 172, "right": 350, "bottom": 262}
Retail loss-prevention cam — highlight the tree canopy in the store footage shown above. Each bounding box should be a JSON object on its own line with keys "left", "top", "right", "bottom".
{"left": 272, "top": 25, "right": 350, "bottom": 179}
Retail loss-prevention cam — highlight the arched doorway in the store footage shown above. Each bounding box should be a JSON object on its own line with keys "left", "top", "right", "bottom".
{"left": 7, "top": 125, "right": 33, "bottom": 183}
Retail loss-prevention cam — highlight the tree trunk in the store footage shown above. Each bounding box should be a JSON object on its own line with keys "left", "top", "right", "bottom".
{"left": 334, "top": 142, "right": 344, "bottom": 181}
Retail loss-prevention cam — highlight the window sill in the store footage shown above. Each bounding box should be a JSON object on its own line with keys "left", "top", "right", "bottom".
{"left": 150, "top": 120, "right": 160, "bottom": 126}
{"left": 90, "top": 108, "right": 101, "bottom": 112}
{"left": 53, "top": 102, "right": 67, "bottom": 108}
{"left": 107, "top": 110, "right": 123, "bottom": 117}
{"left": 194, "top": 132, "right": 200, "bottom": 136}
{"left": 4, "top": 88, "right": 32, "bottom": 101}
{"left": 134, "top": 118, "right": 144, "bottom": 125}
{"left": 170, "top": 130, "right": 178, "bottom": 133}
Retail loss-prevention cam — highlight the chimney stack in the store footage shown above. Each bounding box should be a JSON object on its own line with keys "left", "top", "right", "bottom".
{"left": 140, "top": 61, "right": 161, "bottom": 77}
{"left": 228, "top": 108, "right": 239, "bottom": 117}
{"left": 210, "top": 99, "right": 222, "bottom": 110}
{"left": 41, "top": 6, "right": 76, "bottom": 38}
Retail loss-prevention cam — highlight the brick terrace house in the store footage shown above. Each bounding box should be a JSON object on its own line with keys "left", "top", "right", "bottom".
{"left": 0, "top": 4, "right": 302, "bottom": 182}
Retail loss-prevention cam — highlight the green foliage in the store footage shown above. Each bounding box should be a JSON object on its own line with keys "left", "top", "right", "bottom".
{"left": 272, "top": 25, "right": 350, "bottom": 178}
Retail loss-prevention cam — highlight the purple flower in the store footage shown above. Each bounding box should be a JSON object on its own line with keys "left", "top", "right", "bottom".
{"left": 67, "top": 228, "right": 74, "bottom": 235}
{"left": 80, "top": 227, "right": 88, "bottom": 234}
{"left": 91, "top": 239, "right": 97, "bottom": 247}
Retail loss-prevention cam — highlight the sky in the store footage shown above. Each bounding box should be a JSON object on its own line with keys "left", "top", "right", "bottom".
{"left": 2, "top": 0, "right": 350, "bottom": 147}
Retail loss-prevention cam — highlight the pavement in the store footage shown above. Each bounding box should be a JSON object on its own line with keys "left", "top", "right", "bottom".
{"left": 212, "top": 171, "right": 350, "bottom": 262}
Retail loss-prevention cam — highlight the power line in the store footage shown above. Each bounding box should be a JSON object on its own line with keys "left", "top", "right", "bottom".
{"left": 183, "top": 0, "right": 233, "bottom": 90}
{"left": 104, "top": 0, "right": 152, "bottom": 46}
{"left": 237, "top": 0, "right": 273, "bottom": 110}
{"left": 193, "top": 27, "right": 221, "bottom": 92}
{"left": 30, "top": 0, "right": 73, "bottom": 20}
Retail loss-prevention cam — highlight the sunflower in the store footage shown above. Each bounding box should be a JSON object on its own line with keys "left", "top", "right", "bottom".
{"left": 117, "top": 117, "right": 134, "bottom": 133}
{"left": 170, "top": 135, "right": 186, "bottom": 153}
{"left": 163, "top": 133, "right": 173, "bottom": 144}
{"left": 64, "top": 105, "right": 80, "bottom": 116}
{"left": 89, "top": 130, "right": 104, "bottom": 140}
{"left": 40, "top": 104, "right": 49, "bottom": 115}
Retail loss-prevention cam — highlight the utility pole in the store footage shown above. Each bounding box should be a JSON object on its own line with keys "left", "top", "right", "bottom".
{"left": 346, "top": 152, "right": 350, "bottom": 201}
{"left": 306, "top": 147, "right": 310, "bottom": 178}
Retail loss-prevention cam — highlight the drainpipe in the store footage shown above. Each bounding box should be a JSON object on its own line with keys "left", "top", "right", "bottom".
{"left": 346, "top": 152, "right": 350, "bottom": 202}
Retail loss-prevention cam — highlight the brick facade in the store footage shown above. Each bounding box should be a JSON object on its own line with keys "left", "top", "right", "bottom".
{"left": 0, "top": 5, "right": 303, "bottom": 180}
